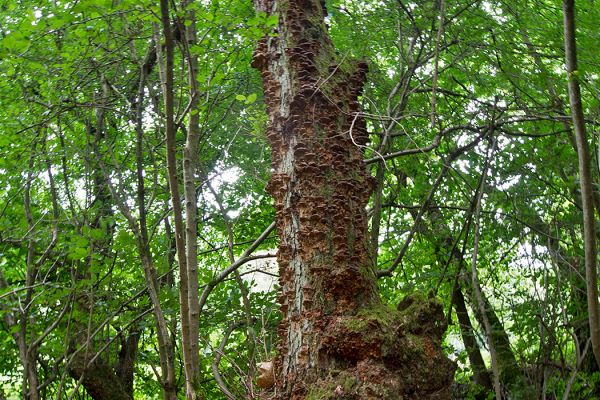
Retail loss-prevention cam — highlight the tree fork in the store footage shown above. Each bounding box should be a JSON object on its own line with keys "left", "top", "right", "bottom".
{"left": 252, "top": 1, "right": 455, "bottom": 398}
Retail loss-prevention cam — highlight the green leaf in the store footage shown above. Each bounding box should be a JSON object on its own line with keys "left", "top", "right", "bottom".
{"left": 266, "top": 15, "right": 278, "bottom": 27}
{"left": 245, "top": 93, "right": 257, "bottom": 104}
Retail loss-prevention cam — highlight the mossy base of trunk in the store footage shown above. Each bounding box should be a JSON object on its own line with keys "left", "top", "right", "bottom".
{"left": 302, "top": 293, "right": 455, "bottom": 399}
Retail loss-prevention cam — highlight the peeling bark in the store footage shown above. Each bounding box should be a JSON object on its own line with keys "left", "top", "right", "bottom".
{"left": 252, "top": 1, "right": 455, "bottom": 398}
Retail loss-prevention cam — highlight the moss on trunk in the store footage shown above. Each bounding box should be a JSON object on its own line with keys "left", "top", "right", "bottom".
{"left": 309, "top": 293, "right": 454, "bottom": 399}
{"left": 252, "top": 0, "right": 455, "bottom": 398}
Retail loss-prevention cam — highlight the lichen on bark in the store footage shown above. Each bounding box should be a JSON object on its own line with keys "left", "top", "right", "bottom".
{"left": 252, "top": 0, "right": 455, "bottom": 398}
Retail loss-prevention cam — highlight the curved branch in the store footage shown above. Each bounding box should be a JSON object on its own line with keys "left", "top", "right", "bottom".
{"left": 211, "top": 321, "right": 245, "bottom": 400}
{"left": 198, "top": 222, "right": 277, "bottom": 314}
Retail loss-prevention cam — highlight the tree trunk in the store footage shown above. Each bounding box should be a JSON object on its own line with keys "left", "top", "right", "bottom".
{"left": 562, "top": 0, "right": 600, "bottom": 369}
{"left": 91, "top": 76, "right": 177, "bottom": 400}
{"left": 514, "top": 10, "right": 600, "bottom": 376}
{"left": 115, "top": 331, "right": 141, "bottom": 398}
{"left": 182, "top": 2, "right": 202, "bottom": 395}
{"left": 464, "top": 274, "right": 527, "bottom": 395}
{"left": 452, "top": 285, "right": 493, "bottom": 394}
{"left": 68, "top": 328, "right": 138, "bottom": 400}
{"left": 252, "top": 1, "right": 455, "bottom": 398}
{"left": 68, "top": 358, "right": 132, "bottom": 400}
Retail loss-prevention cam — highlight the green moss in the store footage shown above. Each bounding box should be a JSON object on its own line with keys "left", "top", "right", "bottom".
{"left": 343, "top": 302, "right": 397, "bottom": 333}
{"left": 404, "top": 332, "right": 425, "bottom": 352}
{"left": 358, "top": 263, "right": 376, "bottom": 281}
{"left": 343, "top": 316, "right": 368, "bottom": 332}
{"left": 359, "top": 303, "right": 397, "bottom": 325}
{"left": 348, "top": 169, "right": 365, "bottom": 183}
{"left": 346, "top": 225, "right": 356, "bottom": 256}
{"left": 306, "top": 386, "right": 330, "bottom": 400}
{"left": 340, "top": 292, "right": 444, "bottom": 337}
{"left": 306, "top": 371, "right": 358, "bottom": 400}
{"left": 313, "top": 46, "right": 335, "bottom": 74}
{"left": 306, "top": 380, "right": 337, "bottom": 400}
{"left": 340, "top": 372, "right": 358, "bottom": 392}
{"left": 315, "top": 126, "right": 327, "bottom": 142}
{"left": 317, "top": 184, "right": 334, "bottom": 199}
{"left": 311, "top": 50, "right": 360, "bottom": 99}
{"left": 308, "top": 292, "right": 454, "bottom": 399}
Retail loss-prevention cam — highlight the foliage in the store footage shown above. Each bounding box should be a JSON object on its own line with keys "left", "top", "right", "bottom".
{"left": 0, "top": 0, "right": 599, "bottom": 398}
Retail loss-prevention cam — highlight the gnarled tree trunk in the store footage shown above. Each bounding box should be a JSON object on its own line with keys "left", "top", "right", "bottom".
{"left": 252, "top": 1, "right": 455, "bottom": 398}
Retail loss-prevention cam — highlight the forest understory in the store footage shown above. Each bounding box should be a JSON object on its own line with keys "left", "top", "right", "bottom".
{"left": 1, "top": 0, "right": 600, "bottom": 399}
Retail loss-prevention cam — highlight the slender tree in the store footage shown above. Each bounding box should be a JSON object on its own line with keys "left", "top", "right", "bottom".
{"left": 563, "top": 0, "right": 600, "bottom": 369}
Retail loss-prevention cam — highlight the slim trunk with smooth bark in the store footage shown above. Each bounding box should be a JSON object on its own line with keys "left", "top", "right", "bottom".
{"left": 156, "top": 1, "right": 198, "bottom": 397}
{"left": 19, "top": 147, "right": 41, "bottom": 400}
{"left": 563, "top": 0, "right": 600, "bottom": 369}
{"left": 514, "top": 15, "right": 600, "bottom": 374}
{"left": 182, "top": 3, "right": 202, "bottom": 394}
{"left": 253, "top": 1, "right": 455, "bottom": 398}
{"left": 92, "top": 76, "right": 177, "bottom": 400}
{"left": 157, "top": 1, "right": 203, "bottom": 397}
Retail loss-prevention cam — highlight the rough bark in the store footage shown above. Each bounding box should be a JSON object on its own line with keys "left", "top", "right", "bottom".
{"left": 252, "top": 1, "right": 455, "bottom": 398}
{"left": 562, "top": 0, "right": 600, "bottom": 369}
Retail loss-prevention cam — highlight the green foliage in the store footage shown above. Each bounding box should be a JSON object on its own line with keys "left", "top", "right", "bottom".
{"left": 1, "top": 0, "right": 600, "bottom": 398}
